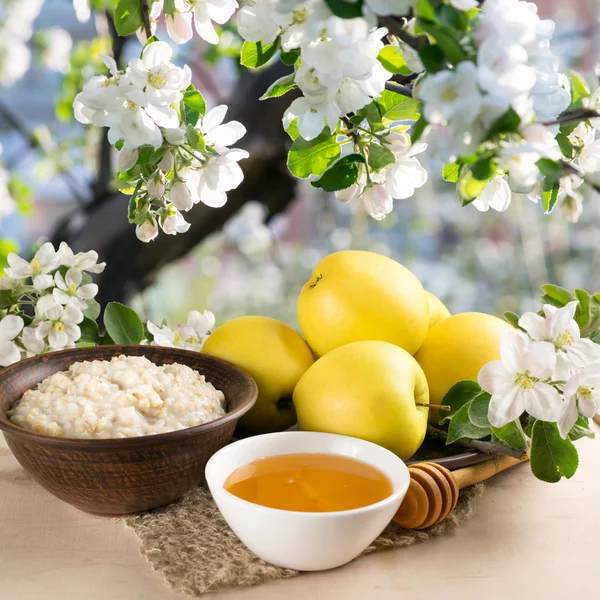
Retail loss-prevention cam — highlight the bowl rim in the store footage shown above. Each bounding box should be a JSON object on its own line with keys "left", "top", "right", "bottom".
{"left": 205, "top": 431, "right": 410, "bottom": 519}
{"left": 0, "top": 344, "right": 258, "bottom": 448}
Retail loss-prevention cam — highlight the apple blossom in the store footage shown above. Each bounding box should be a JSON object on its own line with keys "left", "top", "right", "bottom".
{"left": 148, "top": 310, "right": 215, "bottom": 351}
{"left": 5, "top": 243, "right": 61, "bottom": 291}
{"left": 53, "top": 269, "right": 99, "bottom": 311}
{"left": 0, "top": 315, "right": 24, "bottom": 367}
{"left": 558, "top": 364, "right": 600, "bottom": 438}
{"left": 136, "top": 220, "right": 159, "bottom": 243}
{"left": 472, "top": 176, "right": 512, "bottom": 213}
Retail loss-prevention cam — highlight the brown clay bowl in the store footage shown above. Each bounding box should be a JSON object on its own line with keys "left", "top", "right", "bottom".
{"left": 0, "top": 345, "right": 258, "bottom": 516}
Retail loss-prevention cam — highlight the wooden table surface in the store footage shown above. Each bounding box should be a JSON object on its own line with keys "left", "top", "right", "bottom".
{"left": 1, "top": 428, "right": 599, "bottom": 600}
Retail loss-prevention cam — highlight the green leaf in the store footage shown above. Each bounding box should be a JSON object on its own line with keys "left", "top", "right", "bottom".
{"left": 537, "top": 158, "right": 562, "bottom": 180}
{"left": 0, "top": 289, "right": 16, "bottom": 309}
{"left": 103, "top": 302, "right": 144, "bottom": 345}
{"left": 285, "top": 119, "right": 300, "bottom": 140}
{"left": 183, "top": 86, "right": 206, "bottom": 116}
{"left": 79, "top": 317, "right": 100, "bottom": 344}
{"left": 240, "top": 40, "right": 279, "bottom": 69}
{"left": 491, "top": 420, "right": 527, "bottom": 451}
{"left": 574, "top": 289, "right": 590, "bottom": 328}
{"left": 457, "top": 167, "right": 488, "bottom": 206}
{"left": 503, "top": 311, "right": 521, "bottom": 329}
{"left": 186, "top": 124, "right": 203, "bottom": 150}
{"left": 311, "top": 153, "right": 364, "bottom": 192}
{"left": 447, "top": 402, "right": 492, "bottom": 444}
{"left": 530, "top": 420, "right": 579, "bottom": 483}
{"left": 442, "top": 163, "right": 461, "bottom": 182}
{"left": 410, "top": 115, "right": 428, "bottom": 144}
{"left": 355, "top": 102, "right": 383, "bottom": 130}
{"left": 416, "top": 17, "right": 467, "bottom": 65}
{"left": 376, "top": 89, "right": 420, "bottom": 122}
{"left": 568, "top": 415, "right": 595, "bottom": 441}
{"left": 287, "top": 128, "right": 341, "bottom": 179}
{"left": 418, "top": 45, "right": 446, "bottom": 73}
{"left": 415, "top": 0, "right": 436, "bottom": 20}
{"left": 280, "top": 49, "right": 300, "bottom": 65}
{"left": 84, "top": 299, "right": 101, "bottom": 321}
{"left": 471, "top": 157, "right": 496, "bottom": 181}
{"left": 541, "top": 176, "right": 560, "bottom": 214}
{"left": 324, "top": 0, "right": 364, "bottom": 18}
{"left": 368, "top": 144, "right": 395, "bottom": 171}
{"left": 486, "top": 108, "right": 521, "bottom": 138}
{"left": 436, "top": 4, "right": 466, "bottom": 31}
{"left": 468, "top": 392, "right": 491, "bottom": 428}
{"left": 439, "top": 380, "right": 482, "bottom": 425}
{"left": 569, "top": 70, "right": 590, "bottom": 102}
{"left": 556, "top": 133, "right": 574, "bottom": 159}
{"left": 378, "top": 46, "right": 412, "bottom": 75}
{"left": 114, "top": 0, "right": 143, "bottom": 36}
{"left": 540, "top": 284, "right": 575, "bottom": 308}
{"left": 260, "top": 73, "right": 298, "bottom": 100}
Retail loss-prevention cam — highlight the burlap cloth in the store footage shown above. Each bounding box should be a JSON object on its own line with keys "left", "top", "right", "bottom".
{"left": 122, "top": 483, "right": 485, "bottom": 597}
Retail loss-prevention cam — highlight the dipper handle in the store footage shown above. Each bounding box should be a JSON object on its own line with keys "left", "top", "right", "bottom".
{"left": 452, "top": 455, "right": 526, "bottom": 490}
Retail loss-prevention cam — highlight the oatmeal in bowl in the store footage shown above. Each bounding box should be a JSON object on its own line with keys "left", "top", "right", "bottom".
{"left": 8, "top": 355, "right": 226, "bottom": 439}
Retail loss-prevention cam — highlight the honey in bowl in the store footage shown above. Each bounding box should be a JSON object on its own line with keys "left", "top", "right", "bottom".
{"left": 223, "top": 453, "right": 393, "bottom": 512}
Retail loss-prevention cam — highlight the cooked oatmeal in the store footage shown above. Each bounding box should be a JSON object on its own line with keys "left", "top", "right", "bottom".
{"left": 8, "top": 355, "right": 226, "bottom": 439}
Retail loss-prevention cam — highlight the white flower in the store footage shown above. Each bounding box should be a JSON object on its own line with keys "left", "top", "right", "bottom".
{"left": 478, "top": 331, "right": 564, "bottom": 427}
{"left": 472, "top": 175, "right": 512, "bottom": 212}
{"left": 283, "top": 96, "right": 341, "bottom": 141}
{"left": 558, "top": 363, "right": 600, "bottom": 438}
{"left": 136, "top": 220, "right": 159, "bottom": 243}
{"left": 147, "top": 173, "right": 166, "bottom": 199}
{"left": 170, "top": 179, "right": 194, "bottom": 211}
{"left": 58, "top": 242, "right": 105, "bottom": 274}
{"left": 117, "top": 147, "right": 139, "bottom": 172}
{"left": 237, "top": 0, "right": 281, "bottom": 45}
{"left": 36, "top": 304, "right": 83, "bottom": 350}
{"left": 21, "top": 326, "right": 44, "bottom": 355}
{"left": 0, "top": 37, "right": 31, "bottom": 87}
{"left": 159, "top": 151, "right": 174, "bottom": 172}
{"left": 148, "top": 310, "right": 215, "bottom": 351}
{"left": 198, "top": 105, "right": 246, "bottom": 149}
{"left": 519, "top": 301, "right": 600, "bottom": 378}
{"left": 126, "top": 42, "right": 191, "bottom": 108}
{"left": 419, "top": 61, "right": 483, "bottom": 125}
{"left": 0, "top": 275, "right": 18, "bottom": 290}
{"left": 53, "top": 268, "right": 98, "bottom": 310}
{"left": 571, "top": 124, "right": 600, "bottom": 174}
{"left": 188, "top": 0, "right": 238, "bottom": 45}
{"left": 196, "top": 149, "right": 249, "bottom": 207}
{"left": 561, "top": 195, "right": 583, "bottom": 223}
{"left": 362, "top": 179, "right": 394, "bottom": 221}
{"left": 165, "top": 0, "right": 194, "bottom": 44}
{"left": 160, "top": 207, "right": 191, "bottom": 235}
{"left": 5, "top": 242, "right": 61, "bottom": 290}
{"left": 41, "top": 27, "right": 73, "bottom": 74}
{"left": 106, "top": 100, "right": 164, "bottom": 149}
{"left": 73, "top": 0, "right": 91, "bottom": 22}
{"left": 223, "top": 201, "right": 272, "bottom": 255}
{"left": 498, "top": 144, "right": 541, "bottom": 192}
{"left": 0, "top": 315, "right": 24, "bottom": 366}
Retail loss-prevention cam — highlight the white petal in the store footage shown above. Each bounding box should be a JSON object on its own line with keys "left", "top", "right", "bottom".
{"left": 65, "top": 268, "right": 83, "bottom": 288}
{"left": 478, "top": 360, "right": 513, "bottom": 395}
{"left": 547, "top": 301, "right": 580, "bottom": 340}
{"left": 523, "top": 382, "right": 564, "bottom": 422}
{"left": 35, "top": 242, "right": 59, "bottom": 270}
{"left": 33, "top": 274, "right": 54, "bottom": 291}
{"left": 0, "top": 341, "right": 21, "bottom": 367}
{"left": 142, "top": 41, "right": 173, "bottom": 69}
{"left": 0, "top": 315, "right": 24, "bottom": 341}
{"left": 206, "top": 122, "right": 246, "bottom": 147}
{"left": 48, "top": 328, "right": 69, "bottom": 350}
{"left": 63, "top": 303, "right": 84, "bottom": 325}
{"left": 193, "top": 7, "right": 220, "bottom": 44}
{"left": 487, "top": 386, "right": 526, "bottom": 428}
{"left": 558, "top": 396, "right": 579, "bottom": 439}
{"left": 187, "top": 310, "right": 215, "bottom": 335}
{"left": 145, "top": 104, "right": 180, "bottom": 129}
{"left": 202, "top": 105, "right": 228, "bottom": 134}
{"left": 523, "top": 340, "right": 557, "bottom": 378}
{"left": 5, "top": 254, "right": 32, "bottom": 279}
{"left": 77, "top": 283, "right": 98, "bottom": 300}
{"left": 500, "top": 331, "right": 529, "bottom": 374}
{"left": 518, "top": 312, "right": 548, "bottom": 341}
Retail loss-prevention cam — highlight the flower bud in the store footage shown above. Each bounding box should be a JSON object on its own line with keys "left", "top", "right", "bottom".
{"left": 147, "top": 173, "right": 166, "bottom": 199}
{"left": 159, "top": 150, "right": 174, "bottom": 172}
{"left": 161, "top": 208, "right": 191, "bottom": 235}
{"left": 117, "top": 148, "right": 138, "bottom": 172}
{"left": 170, "top": 180, "right": 194, "bottom": 211}
{"left": 561, "top": 195, "right": 583, "bottom": 223}
{"left": 136, "top": 219, "right": 159, "bottom": 243}
{"left": 163, "top": 127, "right": 186, "bottom": 145}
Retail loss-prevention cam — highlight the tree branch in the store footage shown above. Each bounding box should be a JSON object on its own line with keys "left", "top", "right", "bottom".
{"left": 427, "top": 425, "right": 527, "bottom": 460}
{"left": 140, "top": 0, "right": 153, "bottom": 40}
{"left": 380, "top": 17, "right": 428, "bottom": 51}
{"left": 0, "top": 100, "right": 87, "bottom": 206}
{"left": 384, "top": 81, "right": 414, "bottom": 97}
{"left": 542, "top": 107, "right": 600, "bottom": 127}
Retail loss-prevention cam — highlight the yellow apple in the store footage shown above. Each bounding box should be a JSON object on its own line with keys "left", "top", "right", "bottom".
{"left": 202, "top": 316, "right": 315, "bottom": 436}
{"left": 426, "top": 291, "right": 451, "bottom": 328}
{"left": 414, "top": 312, "right": 512, "bottom": 421}
{"left": 293, "top": 340, "right": 429, "bottom": 460}
{"left": 297, "top": 251, "right": 429, "bottom": 357}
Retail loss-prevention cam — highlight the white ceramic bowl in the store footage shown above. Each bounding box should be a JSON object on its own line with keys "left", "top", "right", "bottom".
{"left": 205, "top": 431, "right": 410, "bottom": 571}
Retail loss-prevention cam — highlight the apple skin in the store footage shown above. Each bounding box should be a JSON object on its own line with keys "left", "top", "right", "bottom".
{"left": 202, "top": 316, "right": 315, "bottom": 436}
{"left": 297, "top": 251, "right": 430, "bottom": 357}
{"left": 293, "top": 340, "right": 429, "bottom": 460}
{"left": 426, "top": 291, "right": 451, "bottom": 328}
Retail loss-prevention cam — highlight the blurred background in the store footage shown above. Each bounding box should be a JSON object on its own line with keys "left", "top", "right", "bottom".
{"left": 1, "top": 0, "right": 600, "bottom": 328}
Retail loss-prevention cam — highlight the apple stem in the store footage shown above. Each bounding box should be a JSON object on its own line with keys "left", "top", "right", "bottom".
{"left": 415, "top": 403, "right": 451, "bottom": 411}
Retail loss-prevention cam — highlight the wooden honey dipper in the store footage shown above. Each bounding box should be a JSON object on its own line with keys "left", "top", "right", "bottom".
{"left": 393, "top": 455, "right": 527, "bottom": 529}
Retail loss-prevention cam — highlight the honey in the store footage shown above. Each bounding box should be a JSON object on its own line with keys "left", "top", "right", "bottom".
{"left": 223, "top": 453, "right": 393, "bottom": 512}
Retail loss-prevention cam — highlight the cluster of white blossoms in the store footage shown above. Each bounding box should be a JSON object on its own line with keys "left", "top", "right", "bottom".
{"left": 147, "top": 309, "right": 215, "bottom": 351}
{"left": 238, "top": 0, "right": 393, "bottom": 141}
{"left": 0, "top": 0, "right": 44, "bottom": 87}
{"left": 73, "top": 41, "right": 247, "bottom": 242}
{"left": 479, "top": 301, "right": 600, "bottom": 439}
{"left": 418, "top": 0, "right": 574, "bottom": 213}
{"left": 0, "top": 242, "right": 105, "bottom": 364}
{"left": 335, "top": 128, "right": 428, "bottom": 220}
